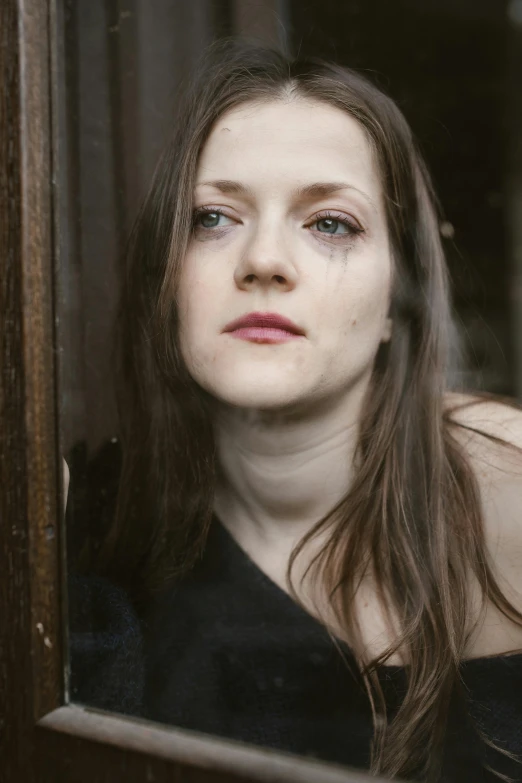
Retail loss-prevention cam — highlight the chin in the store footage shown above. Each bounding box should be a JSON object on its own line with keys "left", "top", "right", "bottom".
{"left": 216, "top": 388, "right": 300, "bottom": 411}
{"left": 198, "top": 378, "right": 308, "bottom": 414}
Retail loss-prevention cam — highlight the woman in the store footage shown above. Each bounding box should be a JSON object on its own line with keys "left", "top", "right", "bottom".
{"left": 69, "top": 40, "right": 522, "bottom": 782}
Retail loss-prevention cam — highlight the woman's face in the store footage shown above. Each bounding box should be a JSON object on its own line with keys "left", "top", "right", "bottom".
{"left": 178, "top": 98, "right": 393, "bottom": 415}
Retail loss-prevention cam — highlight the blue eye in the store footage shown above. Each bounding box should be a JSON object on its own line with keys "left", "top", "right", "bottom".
{"left": 199, "top": 211, "right": 220, "bottom": 228}
{"left": 314, "top": 217, "right": 350, "bottom": 235}
{"left": 193, "top": 209, "right": 235, "bottom": 229}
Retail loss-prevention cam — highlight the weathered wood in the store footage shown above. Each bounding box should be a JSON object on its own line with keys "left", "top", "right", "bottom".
{"left": 0, "top": 0, "right": 61, "bottom": 779}
{"left": 0, "top": 1, "right": 31, "bottom": 781}
{"left": 21, "top": 0, "right": 64, "bottom": 726}
{"left": 0, "top": 0, "right": 388, "bottom": 781}
{"left": 37, "top": 706, "right": 388, "bottom": 783}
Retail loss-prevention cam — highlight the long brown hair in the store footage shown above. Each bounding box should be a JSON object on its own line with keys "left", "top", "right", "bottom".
{"left": 97, "top": 39, "right": 522, "bottom": 782}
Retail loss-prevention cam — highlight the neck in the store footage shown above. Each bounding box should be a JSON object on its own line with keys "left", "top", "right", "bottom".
{"left": 212, "top": 383, "right": 368, "bottom": 553}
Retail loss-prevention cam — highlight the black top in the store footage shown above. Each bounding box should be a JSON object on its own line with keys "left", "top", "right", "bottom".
{"left": 70, "top": 514, "right": 522, "bottom": 783}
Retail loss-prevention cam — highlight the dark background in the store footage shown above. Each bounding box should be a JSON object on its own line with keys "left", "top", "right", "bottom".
{"left": 55, "top": 0, "right": 522, "bottom": 461}
{"left": 291, "top": 0, "right": 514, "bottom": 394}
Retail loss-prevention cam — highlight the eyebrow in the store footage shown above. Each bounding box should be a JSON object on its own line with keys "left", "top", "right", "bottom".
{"left": 195, "top": 179, "right": 377, "bottom": 210}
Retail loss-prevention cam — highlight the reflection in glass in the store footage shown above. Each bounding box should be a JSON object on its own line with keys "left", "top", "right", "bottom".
{"left": 58, "top": 4, "right": 522, "bottom": 783}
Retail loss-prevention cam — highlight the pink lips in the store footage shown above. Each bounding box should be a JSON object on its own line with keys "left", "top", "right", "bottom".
{"left": 223, "top": 311, "right": 305, "bottom": 343}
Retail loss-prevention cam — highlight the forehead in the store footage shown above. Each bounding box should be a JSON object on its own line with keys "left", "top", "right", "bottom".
{"left": 196, "top": 98, "right": 382, "bottom": 199}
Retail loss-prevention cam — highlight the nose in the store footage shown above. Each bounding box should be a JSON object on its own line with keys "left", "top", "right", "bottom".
{"left": 233, "top": 218, "right": 298, "bottom": 292}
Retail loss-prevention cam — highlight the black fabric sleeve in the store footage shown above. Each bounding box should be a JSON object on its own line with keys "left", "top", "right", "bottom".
{"left": 68, "top": 571, "right": 144, "bottom": 716}
{"left": 66, "top": 437, "right": 144, "bottom": 717}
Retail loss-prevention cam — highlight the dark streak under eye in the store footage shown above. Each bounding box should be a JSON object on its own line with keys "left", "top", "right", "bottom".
{"left": 190, "top": 207, "right": 365, "bottom": 245}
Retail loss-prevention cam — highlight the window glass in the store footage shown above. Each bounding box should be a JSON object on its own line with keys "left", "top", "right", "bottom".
{"left": 58, "top": 2, "right": 522, "bottom": 781}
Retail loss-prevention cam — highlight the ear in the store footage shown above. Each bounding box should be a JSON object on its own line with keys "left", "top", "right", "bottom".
{"left": 381, "top": 316, "right": 393, "bottom": 343}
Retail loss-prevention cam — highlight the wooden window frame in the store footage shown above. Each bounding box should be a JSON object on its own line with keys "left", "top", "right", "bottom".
{"left": 0, "top": 1, "right": 390, "bottom": 780}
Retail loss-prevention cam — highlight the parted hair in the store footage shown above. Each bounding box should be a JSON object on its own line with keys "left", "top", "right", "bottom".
{"left": 96, "top": 39, "right": 522, "bottom": 782}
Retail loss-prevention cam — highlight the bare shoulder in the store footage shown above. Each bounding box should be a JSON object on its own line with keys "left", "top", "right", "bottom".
{"left": 444, "top": 392, "right": 522, "bottom": 613}
{"left": 443, "top": 391, "right": 522, "bottom": 478}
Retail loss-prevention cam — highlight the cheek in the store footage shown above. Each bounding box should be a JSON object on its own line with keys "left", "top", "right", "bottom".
{"left": 323, "top": 262, "right": 391, "bottom": 343}
{"left": 178, "top": 261, "right": 215, "bottom": 339}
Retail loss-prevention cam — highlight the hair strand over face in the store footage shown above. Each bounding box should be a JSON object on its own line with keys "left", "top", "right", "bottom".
{"left": 91, "top": 39, "right": 522, "bottom": 782}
